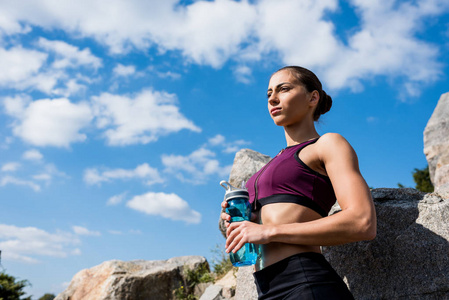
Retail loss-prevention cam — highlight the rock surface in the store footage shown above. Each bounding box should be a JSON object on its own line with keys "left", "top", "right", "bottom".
{"left": 55, "top": 256, "right": 208, "bottom": 300}
{"left": 424, "top": 92, "right": 449, "bottom": 188}
{"left": 200, "top": 270, "right": 237, "bottom": 300}
{"left": 323, "top": 188, "right": 449, "bottom": 300}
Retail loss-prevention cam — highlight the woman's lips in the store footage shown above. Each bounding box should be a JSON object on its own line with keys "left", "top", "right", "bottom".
{"left": 271, "top": 107, "right": 281, "bottom": 115}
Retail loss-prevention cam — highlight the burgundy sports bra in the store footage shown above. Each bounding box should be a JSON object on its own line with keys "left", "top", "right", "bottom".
{"left": 245, "top": 138, "right": 336, "bottom": 217}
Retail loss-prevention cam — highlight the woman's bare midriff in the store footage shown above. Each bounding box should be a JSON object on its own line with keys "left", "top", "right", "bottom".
{"left": 255, "top": 202, "right": 323, "bottom": 271}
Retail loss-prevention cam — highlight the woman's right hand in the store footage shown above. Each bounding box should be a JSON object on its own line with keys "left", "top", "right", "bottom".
{"left": 221, "top": 200, "right": 259, "bottom": 233}
{"left": 221, "top": 200, "right": 231, "bottom": 229}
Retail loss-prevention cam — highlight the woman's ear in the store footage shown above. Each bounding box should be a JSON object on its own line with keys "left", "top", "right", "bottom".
{"left": 309, "top": 90, "right": 319, "bottom": 107}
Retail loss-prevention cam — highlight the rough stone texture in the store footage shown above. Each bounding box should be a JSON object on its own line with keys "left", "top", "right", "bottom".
{"left": 199, "top": 285, "right": 226, "bottom": 300}
{"left": 214, "top": 269, "right": 236, "bottom": 298}
{"left": 437, "top": 183, "right": 449, "bottom": 200}
{"left": 323, "top": 188, "right": 449, "bottom": 300}
{"left": 55, "top": 256, "right": 208, "bottom": 300}
{"left": 218, "top": 148, "right": 271, "bottom": 238}
{"left": 234, "top": 266, "right": 257, "bottom": 300}
{"left": 424, "top": 92, "right": 449, "bottom": 188}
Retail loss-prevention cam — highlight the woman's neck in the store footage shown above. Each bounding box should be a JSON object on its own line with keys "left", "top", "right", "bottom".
{"left": 283, "top": 120, "right": 319, "bottom": 147}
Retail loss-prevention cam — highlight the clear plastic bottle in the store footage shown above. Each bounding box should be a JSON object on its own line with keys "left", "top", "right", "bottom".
{"left": 220, "top": 180, "right": 258, "bottom": 267}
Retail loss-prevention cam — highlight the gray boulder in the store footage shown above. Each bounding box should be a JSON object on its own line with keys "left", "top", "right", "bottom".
{"left": 323, "top": 188, "right": 449, "bottom": 300}
{"left": 424, "top": 91, "right": 449, "bottom": 189}
{"left": 55, "top": 256, "right": 208, "bottom": 300}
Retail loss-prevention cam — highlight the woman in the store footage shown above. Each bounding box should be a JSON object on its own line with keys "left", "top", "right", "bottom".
{"left": 221, "top": 66, "right": 376, "bottom": 299}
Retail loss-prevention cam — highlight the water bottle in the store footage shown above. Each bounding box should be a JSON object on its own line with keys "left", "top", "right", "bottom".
{"left": 220, "top": 180, "right": 258, "bottom": 267}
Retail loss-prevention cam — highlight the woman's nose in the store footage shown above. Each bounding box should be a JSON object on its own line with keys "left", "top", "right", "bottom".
{"left": 268, "top": 94, "right": 279, "bottom": 105}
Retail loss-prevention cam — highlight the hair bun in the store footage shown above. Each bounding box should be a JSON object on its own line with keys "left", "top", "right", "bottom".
{"left": 321, "top": 90, "right": 332, "bottom": 115}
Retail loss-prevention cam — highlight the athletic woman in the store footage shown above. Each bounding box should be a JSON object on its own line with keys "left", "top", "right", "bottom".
{"left": 221, "top": 66, "right": 376, "bottom": 300}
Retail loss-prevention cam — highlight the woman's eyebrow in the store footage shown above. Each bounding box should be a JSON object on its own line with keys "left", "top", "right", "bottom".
{"left": 267, "top": 82, "right": 291, "bottom": 93}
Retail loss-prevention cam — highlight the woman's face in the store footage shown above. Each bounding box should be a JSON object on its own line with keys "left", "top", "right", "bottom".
{"left": 267, "top": 70, "right": 317, "bottom": 127}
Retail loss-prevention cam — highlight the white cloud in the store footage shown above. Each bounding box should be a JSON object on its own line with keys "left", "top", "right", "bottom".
{"left": 156, "top": 71, "right": 181, "bottom": 80}
{"left": 320, "top": 0, "right": 443, "bottom": 92}
{"left": 31, "top": 163, "right": 68, "bottom": 184}
{"left": 92, "top": 89, "right": 201, "bottom": 146}
{"left": 0, "top": 175, "right": 41, "bottom": 191}
{"left": 126, "top": 192, "right": 201, "bottom": 224}
{"left": 113, "top": 64, "right": 136, "bottom": 76}
{"left": 255, "top": 0, "right": 340, "bottom": 67}
{"left": 1, "top": 162, "right": 21, "bottom": 172}
{"left": 37, "top": 38, "right": 102, "bottom": 69}
{"left": 33, "top": 173, "right": 52, "bottom": 181}
{"left": 0, "top": 0, "right": 447, "bottom": 95}
{"left": 0, "top": 46, "right": 47, "bottom": 86}
{"left": 160, "top": 0, "right": 258, "bottom": 68}
{"left": 72, "top": 226, "right": 101, "bottom": 236}
{"left": 3, "top": 96, "right": 93, "bottom": 147}
{"left": 0, "top": 46, "right": 70, "bottom": 95}
{"left": 233, "top": 65, "right": 252, "bottom": 84}
{"left": 0, "top": 224, "right": 81, "bottom": 263}
{"left": 107, "top": 192, "right": 127, "bottom": 206}
{"left": 162, "top": 146, "right": 232, "bottom": 184}
{"left": 84, "top": 163, "right": 163, "bottom": 186}
{"left": 22, "top": 149, "right": 44, "bottom": 161}
{"left": 208, "top": 134, "right": 249, "bottom": 154}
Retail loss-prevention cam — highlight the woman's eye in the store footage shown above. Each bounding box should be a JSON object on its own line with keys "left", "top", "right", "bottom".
{"left": 281, "top": 86, "right": 289, "bottom": 91}
{"left": 267, "top": 93, "right": 272, "bottom": 98}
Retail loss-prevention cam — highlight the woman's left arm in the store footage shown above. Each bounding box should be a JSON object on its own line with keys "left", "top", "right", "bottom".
{"left": 225, "top": 133, "right": 376, "bottom": 253}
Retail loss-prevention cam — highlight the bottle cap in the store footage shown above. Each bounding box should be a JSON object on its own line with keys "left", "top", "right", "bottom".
{"left": 220, "top": 180, "right": 249, "bottom": 201}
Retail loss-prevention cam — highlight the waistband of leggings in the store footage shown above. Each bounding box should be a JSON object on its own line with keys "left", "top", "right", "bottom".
{"left": 254, "top": 252, "right": 325, "bottom": 278}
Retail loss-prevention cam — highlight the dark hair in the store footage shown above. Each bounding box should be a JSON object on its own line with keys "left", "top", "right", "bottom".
{"left": 275, "top": 66, "right": 332, "bottom": 121}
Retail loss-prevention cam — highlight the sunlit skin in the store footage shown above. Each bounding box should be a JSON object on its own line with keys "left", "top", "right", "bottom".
{"left": 221, "top": 69, "right": 377, "bottom": 270}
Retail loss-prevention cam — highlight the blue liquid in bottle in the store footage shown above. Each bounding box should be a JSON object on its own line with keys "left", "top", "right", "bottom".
{"left": 221, "top": 181, "right": 258, "bottom": 267}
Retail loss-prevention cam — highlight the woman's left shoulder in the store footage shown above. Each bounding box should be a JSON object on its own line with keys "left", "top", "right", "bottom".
{"left": 317, "top": 132, "right": 350, "bottom": 146}
{"left": 316, "top": 133, "right": 355, "bottom": 158}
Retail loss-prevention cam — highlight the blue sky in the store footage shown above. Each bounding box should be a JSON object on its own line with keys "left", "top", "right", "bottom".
{"left": 0, "top": 0, "right": 448, "bottom": 298}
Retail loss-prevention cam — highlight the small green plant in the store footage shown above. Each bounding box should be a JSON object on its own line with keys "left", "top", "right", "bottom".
{"left": 38, "top": 294, "right": 55, "bottom": 300}
{"left": 184, "top": 264, "right": 214, "bottom": 285}
{"left": 413, "top": 165, "right": 434, "bottom": 193}
{"left": 173, "top": 263, "right": 214, "bottom": 300}
{"left": 173, "top": 285, "right": 197, "bottom": 300}
{"left": 210, "top": 244, "right": 234, "bottom": 279}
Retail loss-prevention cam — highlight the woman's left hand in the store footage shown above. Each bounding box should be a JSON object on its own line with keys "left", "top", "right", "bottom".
{"left": 225, "top": 221, "right": 272, "bottom": 253}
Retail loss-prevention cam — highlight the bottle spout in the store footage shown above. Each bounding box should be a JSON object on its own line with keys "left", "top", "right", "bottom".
{"left": 220, "top": 180, "right": 234, "bottom": 191}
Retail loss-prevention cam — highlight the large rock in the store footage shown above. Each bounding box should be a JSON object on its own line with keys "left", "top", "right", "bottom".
{"left": 424, "top": 92, "right": 449, "bottom": 189}
{"left": 323, "top": 188, "right": 449, "bottom": 300}
{"left": 55, "top": 256, "right": 208, "bottom": 300}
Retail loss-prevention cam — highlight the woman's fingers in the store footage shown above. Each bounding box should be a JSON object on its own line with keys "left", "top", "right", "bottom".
{"left": 226, "top": 222, "right": 248, "bottom": 253}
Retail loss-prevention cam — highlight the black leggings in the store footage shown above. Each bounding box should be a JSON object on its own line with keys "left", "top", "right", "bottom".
{"left": 253, "top": 252, "right": 354, "bottom": 300}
